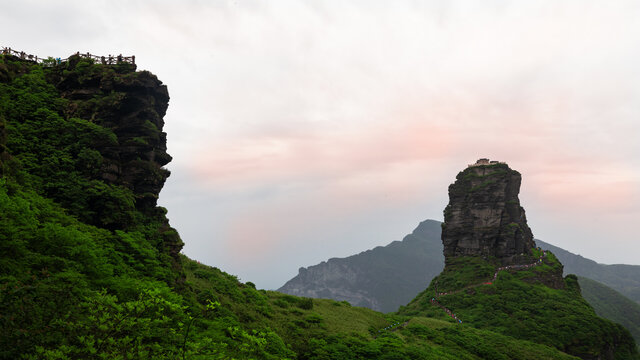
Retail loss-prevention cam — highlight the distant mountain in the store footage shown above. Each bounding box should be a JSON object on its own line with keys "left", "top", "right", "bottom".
{"left": 535, "top": 239, "right": 640, "bottom": 304}
{"left": 280, "top": 220, "right": 640, "bottom": 310}
{"left": 278, "top": 219, "right": 444, "bottom": 313}
{"left": 578, "top": 276, "right": 640, "bottom": 350}
{"left": 279, "top": 218, "right": 640, "bottom": 349}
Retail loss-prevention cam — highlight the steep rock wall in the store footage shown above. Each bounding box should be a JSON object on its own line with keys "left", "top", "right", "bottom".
{"left": 442, "top": 162, "right": 536, "bottom": 265}
{"left": 1, "top": 54, "right": 182, "bottom": 261}
{"left": 48, "top": 56, "right": 172, "bottom": 213}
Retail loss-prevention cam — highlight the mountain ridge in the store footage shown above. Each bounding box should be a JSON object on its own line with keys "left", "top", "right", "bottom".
{"left": 279, "top": 219, "right": 444, "bottom": 312}
{"left": 279, "top": 220, "right": 640, "bottom": 305}
{"left": 2, "top": 52, "right": 635, "bottom": 359}
{"left": 400, "top": 161, "right": 636, "bottom": 359}
{"left": 279, "top": 219, "right": 640, "bottom": 349}
{"left": 280, "top": 163, "right": 640, "bottom": 358}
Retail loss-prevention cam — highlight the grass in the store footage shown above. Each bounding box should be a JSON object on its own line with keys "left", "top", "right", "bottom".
{"left": 437, "top": 256, "right": 496, "bottom": 292}
{"left": 399, "top": 253, "right": 639, "bottom": 360}
{"left": 181, "top": 254, "right": 591, "bottom": 359}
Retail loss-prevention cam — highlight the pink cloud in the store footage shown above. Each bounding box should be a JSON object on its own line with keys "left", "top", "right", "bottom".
{"left": 187, "top": 120, "right": 457, "bottom": 189}
{"left": 525, "top": 158, "right": 640, "bottom": 215}
{"left": 186, "top": 78, "right": 640, "bottom": 226}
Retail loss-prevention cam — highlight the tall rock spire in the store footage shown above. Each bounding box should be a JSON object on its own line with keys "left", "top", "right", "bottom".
{"left": 441, "top": 159, "right": 536, "bottom": 265}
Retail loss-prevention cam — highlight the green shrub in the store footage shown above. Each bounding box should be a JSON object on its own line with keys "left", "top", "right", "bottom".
{"left": 298, "top": 297, "right": 314, "bottom": 310}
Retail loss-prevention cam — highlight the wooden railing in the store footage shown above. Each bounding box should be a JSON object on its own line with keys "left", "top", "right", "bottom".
{"left": 1, "top": 47, "right": 135, "bottom": 66}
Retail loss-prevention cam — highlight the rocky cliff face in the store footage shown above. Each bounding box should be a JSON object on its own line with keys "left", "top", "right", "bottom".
{"left": 1, "top": 54, "right": 182, "bottom": 261}
{"left": 278, "top": 220, "right": 445, "bottom": 312}
{"left": 398, "top": 162, "right": 638, "bottom": 359}
{"left": 442, "top": 161, "right": 536, "bottom": 265}
{"left": 48, "top": 56, "right": 172, "bottom": 214}
{"left": 53, "top": 56, "right": 182, "bottom": 259}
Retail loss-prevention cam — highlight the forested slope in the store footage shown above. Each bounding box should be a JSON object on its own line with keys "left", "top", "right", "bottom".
{"left": 578, "top": 276, "right": 640, "bottom": 350}
{"left": 0, "top": 53, "right": 612, "bottom": 359}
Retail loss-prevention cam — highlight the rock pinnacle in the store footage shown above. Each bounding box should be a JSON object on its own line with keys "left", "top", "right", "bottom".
{"left": 441, "top": 159, "right": 536, "bottom": 265}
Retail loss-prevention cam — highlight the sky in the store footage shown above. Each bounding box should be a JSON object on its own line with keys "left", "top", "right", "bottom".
{"left": 3, "top": 0, "right": 640, "bottom": 290}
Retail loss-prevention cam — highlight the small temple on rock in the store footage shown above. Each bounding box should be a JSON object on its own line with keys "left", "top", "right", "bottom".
{"left": 467, "top": 158, "right": 505, "bottom": 167}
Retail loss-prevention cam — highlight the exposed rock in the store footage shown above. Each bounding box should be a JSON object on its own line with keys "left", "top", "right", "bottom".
{"left": 40, "top": 55, "right": 182, "bottom": 261}
{"left": 442, "top": 159, "right": 536, "bottom": 265}
{"left": 48, "top": 56, "right": 172, "bottom": 215}
{"left": 278, "top": 220, "right": 444, "bottom": 312}
{"left": 283, "top": 263, "right": 384, "bottom": 310}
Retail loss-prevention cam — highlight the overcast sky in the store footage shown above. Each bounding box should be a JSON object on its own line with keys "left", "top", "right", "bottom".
{"left": 3, "top": 0, "right": 640, "bottom": 289}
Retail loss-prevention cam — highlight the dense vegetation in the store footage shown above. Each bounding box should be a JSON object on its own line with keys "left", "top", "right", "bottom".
{"left": 0, "top": 54, "right": 635, "bottom": 359}
{"left": 537, "top": 239, "right": 640, "bottom": 304}
{"left": 578, "top": 276, "right": 640, "bottom": 350}
{"left": 279, "top": 220, "right": 640, "bottom": 349}
{"left": 0, "top": 178, "right": 580, "bottom": 359}
{"left": 183, "top": 256, "right": 581, "bottom": 360}
{"left": 400, "top": 251, "right": 638, "bottom": 359}
{"left": 0, "top": 54, "right": 289, "bottom": 359}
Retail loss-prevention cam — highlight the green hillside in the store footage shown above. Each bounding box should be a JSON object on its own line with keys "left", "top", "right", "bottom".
{"left": 537, "top": 239, "right": 640, "bottom": 304}
{"left": 399, "top": 250, "right": 638, "bottom": 359}
{"left": 0, "top": 179, "right": 579, "bottom": 359}
{"left": 278, "top": 221, "right": 640, "bottom": 349}
{"left": 0, "top": 52, "right": 631, "bottom": 359}
{"left": 182, "top": 255, "right": 581, "bottom": 359}
{"left": 578, "top": 276, "right": 640, "bottom": 350}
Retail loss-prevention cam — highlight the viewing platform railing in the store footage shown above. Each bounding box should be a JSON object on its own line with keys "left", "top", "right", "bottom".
{"left": 1, "top": 47, "right": 135, "bottom": 66}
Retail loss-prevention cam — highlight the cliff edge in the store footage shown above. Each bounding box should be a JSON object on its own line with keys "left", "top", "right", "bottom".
{"left": 0, "top": 53, "right": 182, "bottom": 262}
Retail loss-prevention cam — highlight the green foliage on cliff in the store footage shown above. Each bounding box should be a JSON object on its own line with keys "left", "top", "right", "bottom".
{"left": 1, "top": 62, "right": 129, "bottom": 228}
{"left": 400, "top": 254, "right": 639, "bottom": 359}
{"left": 0, "top": 54, "right": 293, "bottom": 359}
{"left": 537, "top": 239, "right": 640, "bottom": 304}
{"left": 0, "top": 54, "right": 633, "bottom": 359}
{"left": 1, "top": 180, "right": 182, "bottom": 358}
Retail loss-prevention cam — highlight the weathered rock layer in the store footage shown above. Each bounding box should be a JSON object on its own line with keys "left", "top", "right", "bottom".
{"left": 442, "top": 160, "right": 536, "bottom": 265}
